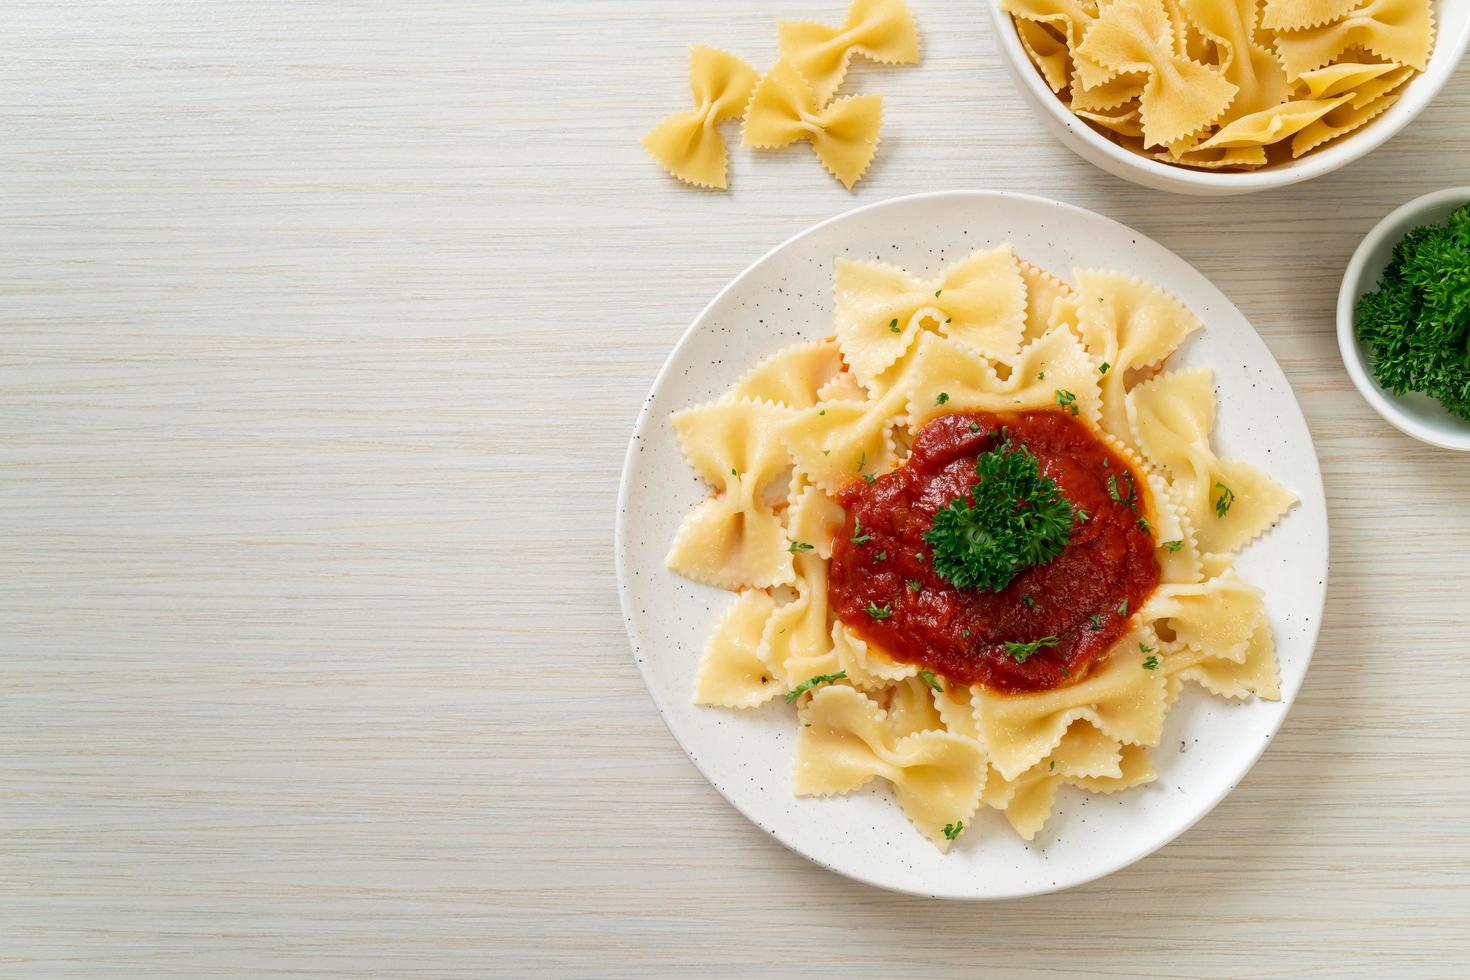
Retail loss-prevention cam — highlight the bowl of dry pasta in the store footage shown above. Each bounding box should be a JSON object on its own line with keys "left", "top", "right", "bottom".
{"left": 989, "top": 0, "right": 1470, "bottom": 196}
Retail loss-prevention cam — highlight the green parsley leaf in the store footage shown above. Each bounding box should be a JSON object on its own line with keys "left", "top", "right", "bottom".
{"left": 1002, "top": 635, "right": 1059, "bottom": 664}
{"left": 850, "top": 517, "right": 872, "bottom": 545}
{"left": 1091, "top": 613, "right": 1104, "bottom": 629}
{"left": 865, "top": 602, "right": 892, "bottom": 620}
{"left": 918, "top": 670, "right": 942, "bottom": 692}
{"left": 1142, "top": 655, "right": 1159, "bottom": 670}
{"left": 924, "top": 437, "right": 1075, "bottom": 592}
{"left": 1099, "top": 362, "right": 1110, "bottom": 374}
{"left": 962, "top": 628, "right": 972, "bottom": 640}
{"left": 788, "top": 541, "right": 814, "bottom": 553}
{"left": 1022, "top": 594, "right": 1036, "bottom": 608}
{"left": 1117, "top": 598, "right": 1129, "bottom": 616}
{"left": 907, "top": 579, "right": 923, "bottom": 592}
{"left": 936, "top": 392, "right": 950, "bottom": 405}
{"left": 1162, "top": 539, "right": 1184, "bottom": 552}
{"left": 731, "top": 468, "right": 737, "bottom": 476}
{"left": 1037, "top": 371, "right": 1045, "bottom": 381}
{"left": 1076, "top": 508, "right": 1090, "bottom": 522}
{"left": 942, "top": 820, "right": 963, "bottom": 841}
{"left": 1049, "top": 759, "right": 1055, "bottom": 771}
{"left": 889, "top": 317, "right": 901, "bottom": 333}
{"left": 862, "top": 472, "right": 876, "bottom": 485}
{"left": 784, "top": 671, "right": 848, "bottom": 702}
{"left": 1214, "top": 481, "right": 1235, "bottom": 518}
{"left": 873, "top": 551, "right": 887, "bottom": 562}
{"left": 1055, "top": 388, "right": 1078, "bottom": 416}
{"left": 821, "top": 449, "right": 830, "bottom": 456}
{"left": 935, "top": 289, "right": 943, "bottom": 298}
{"left": 1137, "top": 516, "right": 1151, "bottom": 533}
{"left": 1139, "top": 642, "right": 1155, "bottom": 653}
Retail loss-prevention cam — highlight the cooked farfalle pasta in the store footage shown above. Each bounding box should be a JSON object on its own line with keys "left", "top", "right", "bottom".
{"left": 642, "top": 46, "right": 759, "bottom": 189}
{"left": 742, "top": 60, "right": 884, "bottom": 190}
{"left": 777, "top": 0, "right": 921, "bottom": 104}
{"left": 669, "top": 251, "right": 1295, "bottom": 848}
{"left": 1002, "top": 0, "right": 1436, "bottom": 169}
{"left": 833, "top": 246, "right": 1027, "bottom": 387}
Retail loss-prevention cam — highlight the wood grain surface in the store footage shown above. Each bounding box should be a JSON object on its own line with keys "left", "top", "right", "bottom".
{"left": 3, "top": 1, "right": 1468, "bottom": 976}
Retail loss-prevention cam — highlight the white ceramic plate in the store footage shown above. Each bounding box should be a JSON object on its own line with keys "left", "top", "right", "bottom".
{"left": 615, "top": 191, "right": 1328, "bottom": 899}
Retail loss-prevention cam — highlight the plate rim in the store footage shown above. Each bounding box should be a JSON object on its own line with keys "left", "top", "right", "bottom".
{"left": 614, "top": 189, "right": 1329, "bottom": 899}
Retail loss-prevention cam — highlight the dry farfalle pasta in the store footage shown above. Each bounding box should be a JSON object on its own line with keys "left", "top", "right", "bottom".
{"left": 668, "top": 250, "right": 1297, "bottom": 848}
{"left": 642, "top": 0, "right": 920, "bottom": 190}
{"left": 1001, "top": 0, "right": 1436, "bottom": 169}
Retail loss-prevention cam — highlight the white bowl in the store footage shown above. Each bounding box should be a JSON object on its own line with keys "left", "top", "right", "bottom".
{"left": 1337, "top": 186, "right": 1470, "bottom": 450}
{"left": 988, "top": 1, "right": 1470, "bottom": 196}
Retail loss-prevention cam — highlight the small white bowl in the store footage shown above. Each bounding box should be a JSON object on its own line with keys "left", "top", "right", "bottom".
{"left": 988, "top": 1, "right": 1470, "bottom": 197}
{"left": 1338, "top": 187, "right": 1470, "bottom": 451}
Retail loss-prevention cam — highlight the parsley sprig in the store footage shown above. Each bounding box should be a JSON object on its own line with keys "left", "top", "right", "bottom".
{"left": 1002, "top": 635, "right": 1059, "bottom": 664}
{"left": 1214, "top": 482, "right": 1235, "bottom": 518}
{"left": 785, "top": 671, "right": 847, "bottom": 702}
{"left": 923, "top": 436, "right": 1075, "bottom": 592}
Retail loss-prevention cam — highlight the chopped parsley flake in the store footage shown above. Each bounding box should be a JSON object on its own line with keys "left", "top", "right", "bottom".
{"left": 1023, "top": 594, "right": 1036, "bottom": 608}
{"left": 889, "top": 317, "right": 900, "bottom": 333}
{"left": 1037, "top": 371, "right": 1045, "bottom": 381}
{"left": 788, "top": 541, "right": 814, "bottom": 553}
{"left": 1049, "top": 760, "right": 1056, "bottom": 771}
{"left": 1117, "top": 598, "right": 1129, "bottom": 616}
{"left": 935, "top": 289, "right": 943, "bottom": 298}
{"left": 1162, "top": 539, "right": 1184, "bottom": 552}
{"left": 1091, "top": 613, "right": 1104, "bottom": 629}
{"left": 969, "top": 422, "right": 982, "bottom": 433}
{"left": 873, "top": 551, "right": 887, "bottom": 562}
{"left": 1099, "top": 362, "right": 1110, "bottom": 374}
{"left": 1142, "top": 655, "right": 1160, "bottom": 671}
{"left": 1137, "top": 516, "right": 1151, "bottom": 533}
{"left": 936, "top": 392, "right": 950, "bottom": 405}
{"left": 850, "top": 518, "right": 872, "bottom": 545}
{"left": 1002, "top": 635, "right": 1059, "bottom": 664}
{"left": 1055, "top": 388, "right": 1078, "bottom": 416}
{"left": 942, "top": 821, "right": 963, "bottom": 840}
{"left": 865, "top": 602, "right": 893, "bottom": 620}
{"left": 907, "top": 579, "right": 923, "bottom": 592}
{"left": 919, "top": 670, "right": 942, "bottom": 692}
{"left": 785, "top": 671, "right": 847, "bottom": 702}
{"left": 1140, "top": 642, "right": 1156, "bottom": 654}
{"left": 1214, "top": 481, "right": 1235, "bottom": 518}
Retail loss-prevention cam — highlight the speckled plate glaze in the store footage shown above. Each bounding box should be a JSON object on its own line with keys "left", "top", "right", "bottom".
{"left": 615, "top": 191, "right": 1327, "bottom": 899}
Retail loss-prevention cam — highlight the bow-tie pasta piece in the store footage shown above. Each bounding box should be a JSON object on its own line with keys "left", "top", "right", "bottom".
{"left": 1145, "top": 471, "right": 1205, "bottom": 584}
{"left": 973, "top": 625, "right": 1169, "bottom": 780}
{"left": 786, "top": 482, "right": 847, "bottom": 560}
{"left": 831, "top": 622, "right": 920, "bottom": 689}
{"left": 833, "top": 246, "right": 1027, "bottom": 387}
{"left": 1074, "top": 270, "right": 1202, "bottom": 439}
{"left": 1154, "top": 144, "right": 1268, "bottom": 169}
{"left": 1015, "top": 17, "right": 1073, "bottom": 92}
{"left": 1140, "top": 570, "right": 1264, "bottom": 663}
{"left": 1262, "top": 0, "right": 1368, "bottom": 30}
{"left": 983, "top": 721, "right": 1130, "bottom": 840}
{"left": 1077, "top": 103, "right": 1146, "bottom": 140}
{"left": 905, "top": 329, "right": 1101, "bottom": 431}
{"left": 794, "top": 685, "right": 987, "bottom": 850}
{"left": 1162, "top": 611, "right": 1281, "bottom": 700}
{"left": 1017, "top": 259, "right": 1076, "bottom": 343}
{"left": 742, "top": 60, "right": 883, "bottom": 190}
{"left": 668, "top": 398, "right": 797, "bottom": 589}
{"left": 727, "top": 340, "right": 845, "bottom": 409}
{"left": 694, "top": 590, "right": 781, "bottom": 708}
{"left": 777, "top": 0, "right": 922, "bottom": 105}
{"left": 1181, "top": 0, "right": 1289, "bottom": 124}
{"left": 1290, "top": 76, "right": 1413, "bottom": 156}
{"left": 1000, "top": 0, "right": 1097, "bottom": 51}
{"left": 1295, "top": 61, "right": 1400, "bottom": 100}
{"left": 881, "top": 675, "right": 947, "bottom": 738}
{"left": 1194, "top": 96, "right": 1352, "bottom": 151}
{"left": 643, "top": 46, "right": 759, "bottom": 190}
{"left": 780, "top": 353, "right": 918, "bottom": 493}
{"left": 1126, "top": 368, "right": 1297, "bottom": 556}
{"left": 1076, "top": 0, "right": 1238, "bottom": 146}
{"left": 1272, "top": 0, "right": 1435, "bottom": 77}
{"left": 759, "top": 552, "right": 839, "bottom": 686}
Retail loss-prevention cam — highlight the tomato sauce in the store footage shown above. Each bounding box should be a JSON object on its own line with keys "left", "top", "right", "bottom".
{"left": 828, "top": 410, "right": 1159, "bottom": 693}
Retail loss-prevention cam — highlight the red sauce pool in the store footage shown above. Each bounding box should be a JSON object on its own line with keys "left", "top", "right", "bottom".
{"left": 829, "top": 410, "right": 1159, "bottom": 693}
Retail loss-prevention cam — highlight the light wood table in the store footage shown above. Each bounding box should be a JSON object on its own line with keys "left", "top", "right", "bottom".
{"left": 4, "top": 1, "right": 1468, "bottom": 975}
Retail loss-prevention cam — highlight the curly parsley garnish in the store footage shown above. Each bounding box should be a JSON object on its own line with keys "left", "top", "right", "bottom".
{"left": 924, "top": 437, "right": 1074, "bottom": 592}
{"left": 1002, "top": 635, "right": 1059, "bottom": 664}
{"left": 785, "top": 671, "right": 847, "bottom": 702}
{"left": 1214, "top": 482, "right": 1235, "bottom": 518}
